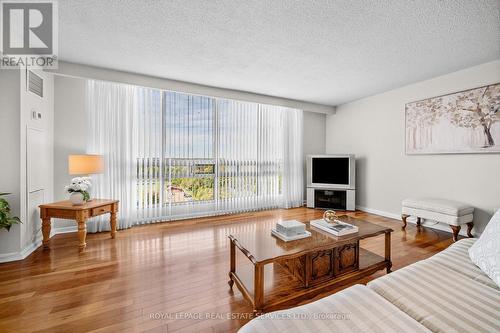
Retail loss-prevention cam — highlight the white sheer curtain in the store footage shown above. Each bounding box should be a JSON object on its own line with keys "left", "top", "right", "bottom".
{"left": 86, "top": 79, "right": 303, "bottom": 230}
{"left": 86, "top": 80, "right": 136, "bottom": 231}
{"left": 216, "top": 101, "right": 303, "bottom": 213}
{"left": 217, "top": 99, "right": 260, "bottom": 213}
{"left": 134, "top": 87, "right": 163, "bottom": 224}
{"left": 86, "top": 81, "right": 161, "bottom": 230}
{"left": 281, "top": 107, "right": 304, "bottom": 208}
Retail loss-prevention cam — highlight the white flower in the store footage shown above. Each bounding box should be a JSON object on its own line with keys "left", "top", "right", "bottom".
{"left": 66, "top": 177, "right": 92, "bottom": 193}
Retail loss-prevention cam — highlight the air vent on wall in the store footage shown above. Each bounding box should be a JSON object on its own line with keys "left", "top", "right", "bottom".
{"left": 28, "top": 71, "right": 43, "bottom": 98}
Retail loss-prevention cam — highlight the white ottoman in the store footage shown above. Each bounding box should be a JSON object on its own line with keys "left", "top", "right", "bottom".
{"left": 401, "top": 198, "right": 474, "bottom": 242}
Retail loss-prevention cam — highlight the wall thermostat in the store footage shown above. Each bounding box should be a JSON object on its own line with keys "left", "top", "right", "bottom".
{"left": 31, "top": 109, "right": 42, "bottom": 120}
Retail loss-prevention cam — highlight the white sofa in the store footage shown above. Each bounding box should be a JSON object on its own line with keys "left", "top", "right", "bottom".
{"left": 239, "top": 238, "right": 500, "bottom": 333}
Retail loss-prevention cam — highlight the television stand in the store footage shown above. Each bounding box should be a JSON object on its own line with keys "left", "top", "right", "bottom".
{"left": 306, "top": 187, "right": 355, "bottom": 211}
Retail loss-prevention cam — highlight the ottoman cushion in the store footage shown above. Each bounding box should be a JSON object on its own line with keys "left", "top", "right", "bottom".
{"left": 402, "top": 198, "right": 474, "bottom": 216}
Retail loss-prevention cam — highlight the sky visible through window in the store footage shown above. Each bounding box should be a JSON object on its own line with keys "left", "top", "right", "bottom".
{"left": 165, "top": 91, "right": 214, "bottom": 159}
{"left": 136, "top": 89, "right": 284, "bottom": 207}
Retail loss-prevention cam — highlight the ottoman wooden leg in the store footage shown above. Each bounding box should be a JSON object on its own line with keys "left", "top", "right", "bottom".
{"left": 450, "top": 225, "right": 461, "bottom": 242}
{"left": 466, "top": 222, "right": 474, "bottom": 238}
{"left": 416, "top": 217, "right": 422, "bottom": 227}
{"left": 401, "top": 214, "right": 409, "bottom": 229}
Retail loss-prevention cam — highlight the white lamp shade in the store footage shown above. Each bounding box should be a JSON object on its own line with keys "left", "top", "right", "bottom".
{"left": 68, "top": 154, "right": 104, "bottom": 175}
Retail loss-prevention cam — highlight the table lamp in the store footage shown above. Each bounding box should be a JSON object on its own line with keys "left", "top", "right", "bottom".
{"left": 68, "top": 154, "right": 104, "bottom": 201}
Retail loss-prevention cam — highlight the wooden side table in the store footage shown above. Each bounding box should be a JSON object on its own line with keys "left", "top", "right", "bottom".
{"left": 39, "top": 199, "right": 119, "bottom": 252}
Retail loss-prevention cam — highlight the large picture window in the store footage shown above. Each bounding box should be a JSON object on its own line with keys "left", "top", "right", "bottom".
{"left": 87, "top": 80, "right": 303, "bottom": 229}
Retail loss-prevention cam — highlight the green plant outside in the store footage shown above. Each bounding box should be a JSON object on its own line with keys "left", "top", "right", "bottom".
{"left": 136, "top": 161, "right": 283, "bottom": 206}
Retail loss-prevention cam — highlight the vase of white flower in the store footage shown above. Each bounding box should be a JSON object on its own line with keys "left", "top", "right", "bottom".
{"left": 65, "top": 177, "right": 92, "bottom": 206}
{"left": 69, "top": 192, "right": 85, "bottom": 205}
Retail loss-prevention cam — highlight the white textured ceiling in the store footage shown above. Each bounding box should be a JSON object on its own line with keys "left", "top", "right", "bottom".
{"left": 58, "top": 0, "right": 500, "bottom": 106}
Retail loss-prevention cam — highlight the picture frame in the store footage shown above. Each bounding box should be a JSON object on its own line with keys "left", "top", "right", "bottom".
{"left": 405, "top": 83, "right": 500, "bottom": 154}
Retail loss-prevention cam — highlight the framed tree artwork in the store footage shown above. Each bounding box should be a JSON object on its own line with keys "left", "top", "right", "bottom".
{"left": 405, "top": 83, "right": 500, "bottom": 154}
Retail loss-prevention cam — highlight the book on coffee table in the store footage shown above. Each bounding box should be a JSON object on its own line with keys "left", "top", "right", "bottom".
{"left": 310, "top": 219, "right": 359, "bottom": 236}
{"left": 276, "top": 220, "right": 306, "bottom": 236}
{"left": 272, "top": 220, "right": 311, "bottom": 241}
{"left": 271, "top": 228, "right": 312, "bottom": 241}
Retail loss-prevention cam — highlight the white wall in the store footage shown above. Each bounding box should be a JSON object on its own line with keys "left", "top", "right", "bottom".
{"left": 0, "top": 70, "right": 21, "bottom": 255}
{"left": 0, "top": 69, "right": 54, "bottom": 262}
{"left": 53, "top": 76, "right": 87, "bottom": 230}
{"left": 20, "top": 70, "right": 55, "bottom": 252}
{"left": 326, "top": 60, "right": 500, "bottom": 235}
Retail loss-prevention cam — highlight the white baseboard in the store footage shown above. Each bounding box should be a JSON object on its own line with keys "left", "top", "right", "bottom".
{"left": 0, "top": 225, "right": 78, "bottom": 263}
{"left": 0, "top": 250, "right": 24, "bottom": 263}
{"left": 356, "top": 205, "right": 471, "bottom": 237}
{"left": 0, "top": 240, "right": 42, "bottom": 263}
{"left": 356, "top": 205, "right": 400, "bottom": 220}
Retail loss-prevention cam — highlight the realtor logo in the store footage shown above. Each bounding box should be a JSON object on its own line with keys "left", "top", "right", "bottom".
{"left": 1, "top": 0, "right": 58, "bottom": 68}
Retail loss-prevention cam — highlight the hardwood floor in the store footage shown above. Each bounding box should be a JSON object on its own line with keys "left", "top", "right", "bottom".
{"left": 0, "top": 208, "right": 457, "bottom": 333}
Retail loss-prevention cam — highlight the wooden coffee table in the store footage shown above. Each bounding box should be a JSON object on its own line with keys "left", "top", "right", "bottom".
{"left": 228, "top": 215, "right": 393, "bottom": 312}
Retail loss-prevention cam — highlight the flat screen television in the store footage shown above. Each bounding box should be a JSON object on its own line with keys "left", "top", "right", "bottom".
{"left": 307, "top": 154, "right": 355, "bottom": 189}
